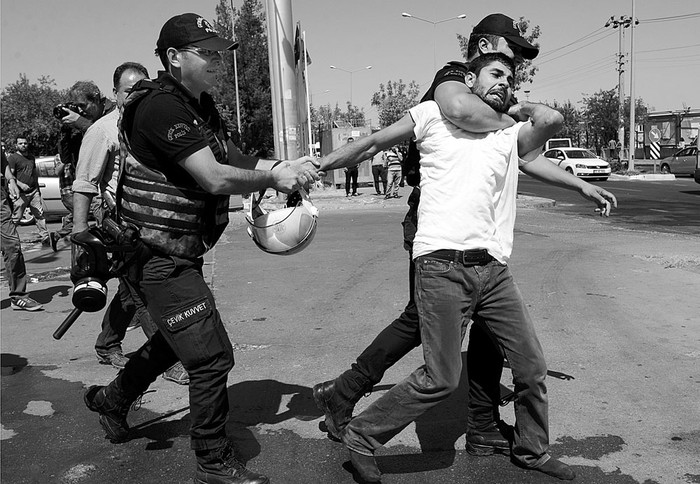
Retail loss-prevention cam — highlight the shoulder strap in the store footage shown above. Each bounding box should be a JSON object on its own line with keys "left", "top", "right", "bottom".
{"left": 115, "top": 80, "right": 164, "bottom": 222}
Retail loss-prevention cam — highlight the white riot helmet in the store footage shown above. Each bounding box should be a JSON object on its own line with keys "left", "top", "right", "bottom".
{"left": 246, "top": 188, "right": 319, "bottom": 255}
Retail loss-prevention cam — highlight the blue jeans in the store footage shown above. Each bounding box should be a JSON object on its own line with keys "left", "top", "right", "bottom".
{"left": 344, "top": 254, "right": 550, "bottom": 469}
{"left": 386, "top": 168, "right": 402, "bottom": 197}
{"left": 11, "top": 188, "right": 48, "bottom": 240}
{"left": 1, "top": 186, "right": 28, "bottom": 299}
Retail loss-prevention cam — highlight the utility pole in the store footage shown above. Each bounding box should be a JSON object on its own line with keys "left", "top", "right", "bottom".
{"left": 628, "top": 0, "right": 637, "bottom": 171}
{"left": 230, "top": 0, "right": 242, "bottom": 134}
{"left": 604, "top": 14, "right": 634, "bottom": 160}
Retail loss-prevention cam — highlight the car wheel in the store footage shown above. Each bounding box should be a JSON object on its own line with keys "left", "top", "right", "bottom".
{"left": 18, "top": 208, "right": 35, "bottom": 226}
{"left": 660, "top": 164, "right": 671, "bottom": 174}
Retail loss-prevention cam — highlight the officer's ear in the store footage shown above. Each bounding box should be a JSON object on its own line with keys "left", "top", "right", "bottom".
{"left": 166, "top": 47, "right": 182, "bottom": 71}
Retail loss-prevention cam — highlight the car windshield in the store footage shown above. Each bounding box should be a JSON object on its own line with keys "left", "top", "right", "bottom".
{"left": 35, "top": 158, "right": 58, "bottom": 177}
{"left": 565, "top": 150, "right": 596, "bottom": 159}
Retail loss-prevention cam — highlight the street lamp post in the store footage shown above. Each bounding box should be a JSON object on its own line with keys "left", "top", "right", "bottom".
{"left": 329, "top": 65, "right": 372, "bottom": 107}
{"left": 401, "top": 12, "right": 467, "bottom": 72}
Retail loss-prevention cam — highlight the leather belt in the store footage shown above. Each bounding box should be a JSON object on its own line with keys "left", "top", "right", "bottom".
{"left": 425, "top": 249, "right": 493, "bottom": 266}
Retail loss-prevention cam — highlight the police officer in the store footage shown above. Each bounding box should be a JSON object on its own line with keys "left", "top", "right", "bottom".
{"left": 83, "top": 13, "right": 318, "bottom": 484}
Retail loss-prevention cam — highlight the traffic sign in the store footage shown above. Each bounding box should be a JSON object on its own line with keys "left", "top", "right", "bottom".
{"left": 649, "top": 127, "right": 661, "bottom": 143}
{"left": 650, "top": 142, "right": 661, "bottom": 159}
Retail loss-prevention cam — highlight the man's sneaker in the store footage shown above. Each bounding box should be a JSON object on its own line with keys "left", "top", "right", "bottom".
{"left": 84, "top": 385, "right": 133, "bottom": 443}
{"left": 312, "top": 380, "right": 354, "bottom": 440}
{"left": 466, "top": 420, "right": 513, "bottom": 456}
{"left": 162, "top": 361, "right": 190, "bottom": 385}
{"left": 49, "top": 231, "right": 60, "bottom": 252}
{"left": 96, "top": 351, "right": 129, "bottom": 369}
{"left": 195, "top": 440, "right": 269, "bottom": 484}
{"left": 11, "top": 297, "right": 43, "bottom": 311}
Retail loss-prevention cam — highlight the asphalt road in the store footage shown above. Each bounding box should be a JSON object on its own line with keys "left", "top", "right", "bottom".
{"left": 2, "top": 186, "right": 699, "bottom": 483}
{"left": 518, "top": 175, "right": 700, "bottom": 236}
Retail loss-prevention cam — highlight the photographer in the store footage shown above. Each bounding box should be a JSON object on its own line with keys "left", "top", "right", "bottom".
{"left": 51, "top": 81, "right": 116, "bottom": 249}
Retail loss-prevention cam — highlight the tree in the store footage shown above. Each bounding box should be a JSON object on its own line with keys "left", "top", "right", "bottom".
{"left": 580, "top": 89, "right": 649, "bottom": 156}
{"left": 582, "top": 89, "right": 619, "bottom": 154}
{"left": 457, "top": 17, "right": 541, "bottom": 90}
{"left": 213, "top": 0, "right": 273, "bottom": 157}
{"left": 551, "top": 100, "right": 584, "bottom": 146}
{"left": 370, "top": 79, "right": 421, "bottom": 128}
{"left": 621, "top": 96, "right": 649, "bottom": 146}
{"left": 1, "top": 74, "right": 64, "bottom": 155}
{"left": 310, "top": 102, "right": 366, "bottom": 131}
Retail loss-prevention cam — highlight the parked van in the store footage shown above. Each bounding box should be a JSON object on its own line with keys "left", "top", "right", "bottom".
{"left": 544, "top": 138, "right": 572, "bottom": 151}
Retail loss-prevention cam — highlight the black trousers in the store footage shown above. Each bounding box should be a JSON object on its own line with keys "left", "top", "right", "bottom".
{"left": 116, "top": 252, "right": 234, "bottom": 451}
{"left": 345, "top": 167, "right": 359, "bottom": 194}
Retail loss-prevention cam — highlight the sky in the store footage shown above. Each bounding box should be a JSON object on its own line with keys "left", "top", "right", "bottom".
{"left": 2, "top": 0, "right": 699, "bottom": 127}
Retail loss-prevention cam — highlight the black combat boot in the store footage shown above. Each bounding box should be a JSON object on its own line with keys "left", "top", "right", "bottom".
{"left": 83, "top": 383, "right": 135, "bottom": 443}
{"left": 195, "top": 441, "right": 269, "bottom": 484}
{"left": 466, "top": 419, "right": 513, "bottom": 456}
{"left": 312, "top": 379, "right": 360, "bottom": 440}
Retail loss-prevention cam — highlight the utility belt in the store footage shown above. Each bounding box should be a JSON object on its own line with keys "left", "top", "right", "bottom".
{"left": 425, "top": 248, "right": 493, "bottom": 266}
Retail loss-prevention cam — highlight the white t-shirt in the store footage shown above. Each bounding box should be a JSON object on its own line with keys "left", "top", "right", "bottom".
{"left": 410, "top": 101, "right": 529, "bottom": 263}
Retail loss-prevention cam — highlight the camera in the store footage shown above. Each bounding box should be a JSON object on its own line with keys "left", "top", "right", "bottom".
{"left": 53, "top": 102, "right": 86, "bottom": 120}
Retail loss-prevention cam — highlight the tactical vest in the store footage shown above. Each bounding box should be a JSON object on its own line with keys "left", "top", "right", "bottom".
{"left": 118, "top": 79, "right": 230, "bottom": 258}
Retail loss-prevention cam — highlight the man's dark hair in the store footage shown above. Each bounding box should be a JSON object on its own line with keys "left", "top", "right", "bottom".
{"left": 468, "top": 52, "right": 515, "bottom": 78}
{"left": 157, "top": 51, "right": 169, "bottom": 70}
{"left": 113, "top": 62, "right": 149, "bottom": 89}
{"left": 466, "top": 33, "right": 501, "bottom": 59}
{"left": 67, "top": 80, "right": 102, "bottom": 103}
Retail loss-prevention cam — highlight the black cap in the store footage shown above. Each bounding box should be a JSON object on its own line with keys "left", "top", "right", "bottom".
{"left": 472, "top": 13, "right": 539, "bottom": 60}
{"left": 156, "top": 13, "right": 238, "bottom": 53}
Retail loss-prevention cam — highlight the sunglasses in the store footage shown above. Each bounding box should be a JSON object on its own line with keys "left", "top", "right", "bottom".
{"left": 180, "top": 46, "right": 222, "bottom": 58}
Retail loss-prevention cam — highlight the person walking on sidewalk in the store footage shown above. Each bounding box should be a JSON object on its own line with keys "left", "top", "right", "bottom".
{"left": 7, "top": 137, "right": 51, "bottom": 249}
{"left": 344, "top": 137, "right": 360, "bottom": 196}
{"left": 313, "top": 12, "right": 541, "bottom": 461}
{"left": 1, "top": 149, "right": 43, "bottom": 311}
{"left": 82, "top": 13, "right": 319, "bottom": 484}
{"left": 71, "top": 61, "right": 188, "bottom": 384}
{"left": 318, "top": 53, "right": 617, "bottom": 482}
{"left": 383, "top": 147, "right": 403, "bottom": 199}
{"left": 370, "top": 152, "right": 387, "bottom": 195}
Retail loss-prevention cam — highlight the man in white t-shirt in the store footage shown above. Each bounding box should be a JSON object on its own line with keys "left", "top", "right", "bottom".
{"left": 318, "top": 53, "right": 617, "bottom": 482}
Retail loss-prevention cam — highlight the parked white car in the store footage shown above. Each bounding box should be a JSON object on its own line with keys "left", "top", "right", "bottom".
{"left": 543, "top": 147, "right": 611, "bottom": 181}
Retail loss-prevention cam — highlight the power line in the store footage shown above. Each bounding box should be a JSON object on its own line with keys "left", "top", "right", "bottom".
{"left": 532, "top": 63, "right": 614, "bottom": 93}
{"left": 534, "top": 30, "right": 617, "bottom": 67}
{"left": 639, "top": 12, "right": 700, "bottom": 23}
{"left": 636, "top": 43, "right": 700, "bottom": 54}
{"left": 532, "top": 55, "right": 614, "bottom": 84}
{"left": 536, "top": 27, "right": 608, "bottom": 59}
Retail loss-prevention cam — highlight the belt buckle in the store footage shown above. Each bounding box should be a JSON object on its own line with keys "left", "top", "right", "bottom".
{"left": 461, "top": 249, "right": 487, "bottom": 265}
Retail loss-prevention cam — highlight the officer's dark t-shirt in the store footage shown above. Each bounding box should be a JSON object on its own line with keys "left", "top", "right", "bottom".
{"left": 420, "top": 61, "right": 469, "bottom": 103}
{"left": 126, "top": 72, "right": 227, "bottom": 188}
